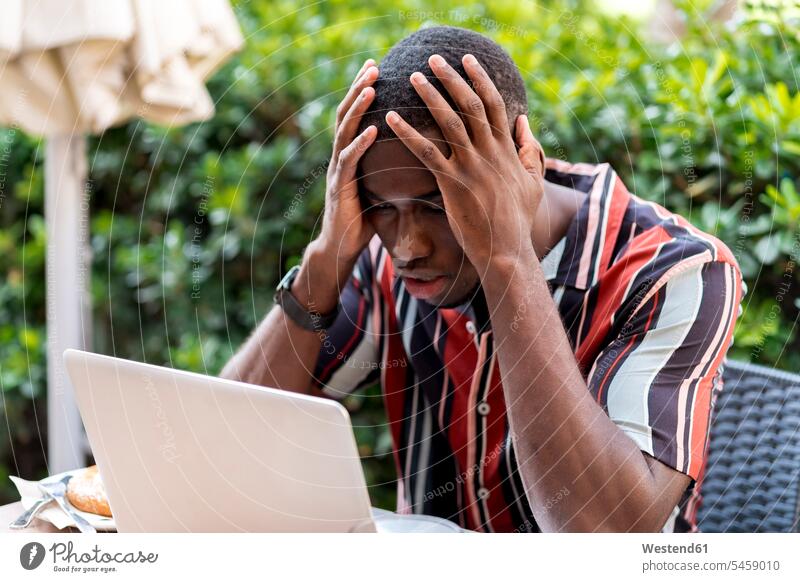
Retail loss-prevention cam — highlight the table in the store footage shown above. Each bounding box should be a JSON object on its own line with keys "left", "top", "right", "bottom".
{"left": 1, "top": 502, "right": 467, "bottom": 533}
{"left": 1, "top": 501, "right": 68, "bottom": 533}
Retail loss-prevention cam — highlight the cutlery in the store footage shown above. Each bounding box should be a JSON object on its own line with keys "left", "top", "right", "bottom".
{"left": 8, "top": 496, "right": 55, "bottom": 529}
{"left": 39, "top": 475, "right": 97, "bottom": 534}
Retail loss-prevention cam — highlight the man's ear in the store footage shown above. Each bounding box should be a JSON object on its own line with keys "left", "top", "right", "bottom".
{"left": 511, "top": 110, "right": 526, "bottom": 145}
{"left": 515, "top": 114, "right": 546, "bottom": 179}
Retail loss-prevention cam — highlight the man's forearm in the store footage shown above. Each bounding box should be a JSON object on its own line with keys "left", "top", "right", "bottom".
{"left": 481, "top": 244, "right": 671, "bottom": 532}
{"left": 219, "top": 239, "right": 354, "bottom": 394}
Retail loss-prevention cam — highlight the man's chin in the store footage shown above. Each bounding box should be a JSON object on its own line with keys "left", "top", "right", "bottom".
{"left": 429, "top": 282, "right": 481, "bottom": 309}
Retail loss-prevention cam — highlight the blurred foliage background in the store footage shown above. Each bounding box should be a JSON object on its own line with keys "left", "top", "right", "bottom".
{"left": 1, "top": 0, "right": 798, "bottom": 506}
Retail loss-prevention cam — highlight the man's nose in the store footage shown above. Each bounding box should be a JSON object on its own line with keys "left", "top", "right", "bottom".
{"left": 392, "top": 214, "right": 433, "bottom": 264}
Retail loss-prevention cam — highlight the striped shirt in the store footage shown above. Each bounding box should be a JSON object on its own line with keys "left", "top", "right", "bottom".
{"left": 312, "top": 159, "right": 743, "bottom": 533}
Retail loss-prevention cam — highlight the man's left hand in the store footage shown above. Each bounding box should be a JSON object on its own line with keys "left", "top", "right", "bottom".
{"left": 386, "top": 53, "right": 545, "bottom": 273}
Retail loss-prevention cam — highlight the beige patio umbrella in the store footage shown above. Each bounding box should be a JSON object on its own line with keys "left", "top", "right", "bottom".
{"left": 0, "top": 0, "right": 243, "bottom": 473}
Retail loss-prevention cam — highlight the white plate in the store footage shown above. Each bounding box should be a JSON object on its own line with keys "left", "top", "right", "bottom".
{"left": 11, "top": 474, "right": 464, "bottom": 534}
{"left": 371, "top": 508, "right": 467, "bottom": 533}
{"left": 10, "top": 468, "right": 116, "bottom": 532}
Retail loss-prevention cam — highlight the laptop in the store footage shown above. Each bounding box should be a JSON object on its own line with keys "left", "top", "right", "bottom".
{"left": 63, "top": 349, "right": 377, "bottom": 533}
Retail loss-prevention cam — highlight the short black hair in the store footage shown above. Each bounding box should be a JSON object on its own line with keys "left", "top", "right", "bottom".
{"left": 358, "top": 26, "right": 528, "bottom": 142}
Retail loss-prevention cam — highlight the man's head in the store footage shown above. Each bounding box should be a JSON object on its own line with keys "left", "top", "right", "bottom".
{"left": 356, "top": 26, "right": 528, "bottom": 307}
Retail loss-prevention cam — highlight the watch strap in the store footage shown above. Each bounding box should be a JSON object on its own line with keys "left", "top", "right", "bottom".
{"left": 274, "top": 266, "right": 339, "bottom": 331}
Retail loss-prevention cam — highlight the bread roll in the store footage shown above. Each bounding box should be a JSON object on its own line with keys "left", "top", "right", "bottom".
{"left": 65, "top": 465, "right": 112, "bottom": 518}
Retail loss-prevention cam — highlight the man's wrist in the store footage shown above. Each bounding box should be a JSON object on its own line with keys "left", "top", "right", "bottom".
{"left": 290, "top": 238, "right": 359, "bottom": 314}
{"left": 482, "top": 242, "right": 539, "bottom": 280}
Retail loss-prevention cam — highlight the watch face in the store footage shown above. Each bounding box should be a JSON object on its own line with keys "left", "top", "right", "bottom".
{"left": 277, "top": 265, "right": 300, "bottom": 291}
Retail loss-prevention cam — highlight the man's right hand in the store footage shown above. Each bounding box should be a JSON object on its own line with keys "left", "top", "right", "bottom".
{"left": 293, "top": 60, "right": 379, "bottom": 314}
{"left": 317, "top": 58, "right": 379, "bottom": 264}
{"left": 221, "top": 61, "right": 380, "bottom": 391}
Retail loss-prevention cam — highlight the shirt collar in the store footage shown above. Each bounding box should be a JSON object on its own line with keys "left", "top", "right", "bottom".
{"left": 445, "top": 286, "right": 492, "bottom": 332}
{"left": 540, "top": 161, "right": 625, "bottom": 291}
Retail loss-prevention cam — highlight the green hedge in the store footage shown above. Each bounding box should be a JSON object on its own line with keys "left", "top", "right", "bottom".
{"left": 1, "top": 0, "right": 798, "bottom": 506}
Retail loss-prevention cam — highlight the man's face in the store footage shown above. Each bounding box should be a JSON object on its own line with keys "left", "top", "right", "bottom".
{"left": 359, "top": 127, "right": 480, "bottom": 307}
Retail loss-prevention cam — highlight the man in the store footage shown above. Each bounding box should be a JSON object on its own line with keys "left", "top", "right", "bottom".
{"left": 222, "top": 26, "right": 743, "bottom": 533}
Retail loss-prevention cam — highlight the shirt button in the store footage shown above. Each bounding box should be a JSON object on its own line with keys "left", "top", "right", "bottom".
{"left": 465, "top": 321, "right": 476, "bottom": 334}
{"left": 477, "top": 401, "right": 491, "bottom": 416}
{"left": 477, "top": 487, "right": 490, "bottom": 500}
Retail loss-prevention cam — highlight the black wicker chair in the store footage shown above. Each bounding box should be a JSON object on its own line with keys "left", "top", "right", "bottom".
{"left": 697, "top": 359, "right": 800, "bottom": 532}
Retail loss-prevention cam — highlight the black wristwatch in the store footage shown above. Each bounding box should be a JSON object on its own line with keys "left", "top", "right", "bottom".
{"left": 273, "top": 265, "right": 339, "bottom": 331}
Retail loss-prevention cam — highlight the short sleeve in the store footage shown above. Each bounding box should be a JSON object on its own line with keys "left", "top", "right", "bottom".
{"left": 586, "top": 260, "right": 743, "bottom": 480}
{"left": 311, "top": 245, "right": 383, "bottom": 399}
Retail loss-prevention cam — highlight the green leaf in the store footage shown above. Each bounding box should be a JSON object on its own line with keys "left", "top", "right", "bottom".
{"left": 753, "top": 234, "right": 782, "bottom": 264}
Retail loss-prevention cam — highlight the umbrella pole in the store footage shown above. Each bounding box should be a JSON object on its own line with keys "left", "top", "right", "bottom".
{"left": 44, "top": 134, "right": 91, "bottom": 473}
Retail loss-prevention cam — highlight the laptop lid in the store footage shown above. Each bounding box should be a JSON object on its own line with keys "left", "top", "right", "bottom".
{"left": 63, "top": 349, "right": 376, "bottom": 532}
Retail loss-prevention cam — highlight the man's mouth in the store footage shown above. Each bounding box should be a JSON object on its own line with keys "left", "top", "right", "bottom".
{"left": 400, "top": 275, "right": 448, "bottom": 300}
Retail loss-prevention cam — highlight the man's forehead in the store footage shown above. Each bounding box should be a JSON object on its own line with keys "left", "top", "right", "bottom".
{"left": 359, "top": 129, "right": 448, "bottom": 199}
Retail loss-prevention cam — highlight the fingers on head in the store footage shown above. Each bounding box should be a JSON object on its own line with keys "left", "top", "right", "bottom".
{"left": 334, "top": 85, "right": 376, "bottom": 155}
{"left": 336, "top": 64, "right": 379, "bottom": 126}
{"left": 462, "top": 54, "right": 508, "bottom": 135}
{"left": 339, "top": 125, "right": 377, "bottom": 170}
